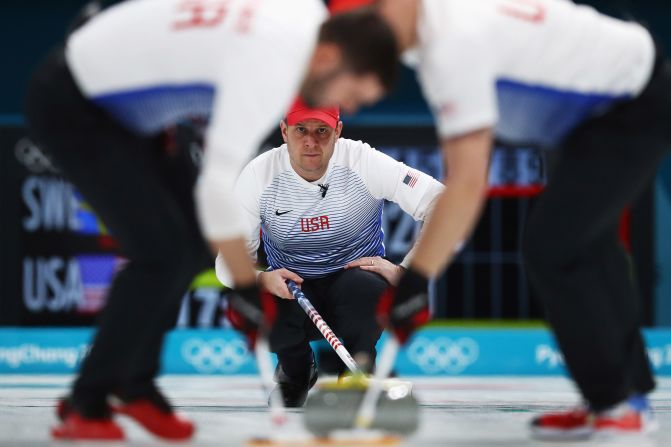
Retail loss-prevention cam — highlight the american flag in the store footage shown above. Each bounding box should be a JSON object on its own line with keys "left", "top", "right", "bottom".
{"left": 402, "top": 170, "right": 419, "bottom": 188}
{"left": 76, "top": 255, "right": 126, "bottom": 314}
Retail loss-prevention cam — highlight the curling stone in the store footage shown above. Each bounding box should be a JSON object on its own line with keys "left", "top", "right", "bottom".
{"left": 303, "top": 376, "right": 419, "bottom": 438}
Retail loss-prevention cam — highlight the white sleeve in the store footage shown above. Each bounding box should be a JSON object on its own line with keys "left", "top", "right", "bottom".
{"left": 235, "top": 162, "right": 262, "bottom": 261}
{"left": 418, "top": 30, "right": 497, "bottom": 138}
{"left": 214, "top": 161, "right": 263, "bottom": 288}
{"left": 196, "top": 36, "right": 313, "bottom": 240}
{"left": 358, "top": 142, "right": 444, "bottom": 270}
{"left": 360, "top": 143, "right": 444, "bottom": 222}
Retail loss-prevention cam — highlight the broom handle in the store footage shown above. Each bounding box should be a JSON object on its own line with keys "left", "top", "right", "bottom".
{"left": 286, "top": 280, "right": 361, "bottom": 375}
{"left": 254, "top": 332, "right": 286, "bottom": 426}
{"left": 354, "top": 336, "right": 399, "bottom": 429}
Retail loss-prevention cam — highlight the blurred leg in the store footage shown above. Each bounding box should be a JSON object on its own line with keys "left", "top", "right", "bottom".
{"left": 25, "top": 49, "right": 209, "bottom": 415}
{"left": 118, "top": 127, "right": 212, "bottom": 399}
{"left": 523, "top": 116, "right": 664, "bottom": 410}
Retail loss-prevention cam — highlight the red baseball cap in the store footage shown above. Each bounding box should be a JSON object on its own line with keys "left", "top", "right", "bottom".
{"left": 329, "top": 0, "right": 375, "bottom": 14}
{"left": 286, "top": 97, "right": 340, "bottom": 128}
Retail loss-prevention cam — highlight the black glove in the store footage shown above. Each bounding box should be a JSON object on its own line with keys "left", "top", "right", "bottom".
{"left": 226, "top": 283, "right": 276, "bottom": 347}
{"left": 377, "top": 267, "right": 430, "bottom": 344}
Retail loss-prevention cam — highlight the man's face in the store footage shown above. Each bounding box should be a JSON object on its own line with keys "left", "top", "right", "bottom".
{"left": 281, "top": 118, "right": 343, "bottom": 181}
{"left": 301, "top": 69, "right": 385, "bottom": 115}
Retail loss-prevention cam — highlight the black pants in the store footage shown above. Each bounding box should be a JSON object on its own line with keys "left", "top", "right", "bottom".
{"left": 25, "top": 48, "right": 212, "bottom": 410}
{"left": 522, "top": 52, "right": 671, "bottom": 410}
{"left": 270, "top": 268, "right": 387, "bottom": 379}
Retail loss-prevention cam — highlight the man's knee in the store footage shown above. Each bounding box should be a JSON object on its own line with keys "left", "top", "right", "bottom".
{"left": 336, "top": 316, "right": 382, "bottom": 352}
{"left": 335, "top": 268, "right": 387, "bottom": 305}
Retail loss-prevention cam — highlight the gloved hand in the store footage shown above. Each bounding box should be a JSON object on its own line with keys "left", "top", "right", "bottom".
{"left": 226, "top": 283, "right": 277, "bottom": 347}
{"left": 376, "top": 267, "right": 430, "bottom": 344}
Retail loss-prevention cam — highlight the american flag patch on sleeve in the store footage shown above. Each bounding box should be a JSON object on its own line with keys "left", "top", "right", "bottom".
{"left": 402, "top": 171, "right": 419, "bottom": 188}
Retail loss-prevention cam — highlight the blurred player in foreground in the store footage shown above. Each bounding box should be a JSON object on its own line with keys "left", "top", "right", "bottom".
{"left": 355, "top": 0, "right": 671, "bottom": 440}
{"left": 24, "top": 0, "right": 398, "bottom": 441}
{"left": 215, "top": 98, "right": 443, "bottom": 407}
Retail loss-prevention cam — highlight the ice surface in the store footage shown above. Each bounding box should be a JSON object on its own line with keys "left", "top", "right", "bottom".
{"left": 0, "top": 375, "right": 669, "bottom": 446}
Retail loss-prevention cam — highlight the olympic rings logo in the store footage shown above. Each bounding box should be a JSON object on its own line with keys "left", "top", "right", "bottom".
{"left": 181, "top": 338, "right": 249, "bottom": 373}
{"left": 14, "top": 138, "right": 58, "bottom": 174}
{"left": 407, "top": 337, "right": 479, "bottom": 374}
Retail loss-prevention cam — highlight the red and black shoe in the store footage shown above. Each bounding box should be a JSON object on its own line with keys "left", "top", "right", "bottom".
{"left": 112, "top": 386, "right": 195, "bottom": 441}
{"left": 52, "top": 397, "right": 124, "bottom": 441}
{"left": 56, "top": 397, "right": 70, "bottom": 421}
{"left": 593, "top": 396, "right": 658, "bottom": 438}
{"left": 531, "top": 396, "right": 658, "bottom": 441}
{"left": 530, "top": 405, "right": 594, "bottom": 440}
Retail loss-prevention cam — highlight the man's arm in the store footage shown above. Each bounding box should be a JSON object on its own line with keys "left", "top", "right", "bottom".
{"left": 410, "top": 128, "right": 492, "bottom": 277}
{"left": 197, "top": 17, "right": 319, "bottom": 287}
{"left": 377, "top": 128, "right": 492, "bottom": 342}
{"left": 354, "top": 140, "right": 444, "bottom": 282}
{"left": 214, "top": 158, "right": 304, "bottom": 298}
{"left": 217, "top": 239, "right": 258, "bottom": 286}
{"left": 214, "top": 162, "right": 264, "bottom": 288}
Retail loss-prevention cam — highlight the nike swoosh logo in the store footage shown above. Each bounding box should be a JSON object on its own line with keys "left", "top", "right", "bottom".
{"left": 275, "top": 210, "right": 292, "bottom": 216}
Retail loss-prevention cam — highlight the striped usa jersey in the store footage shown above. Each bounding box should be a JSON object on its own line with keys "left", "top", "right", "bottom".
{"left": 218, "top": 138, "right": 444, "bottom": 281}
{"left": 411, "top": 0, "right": 655, "bottom": 147}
